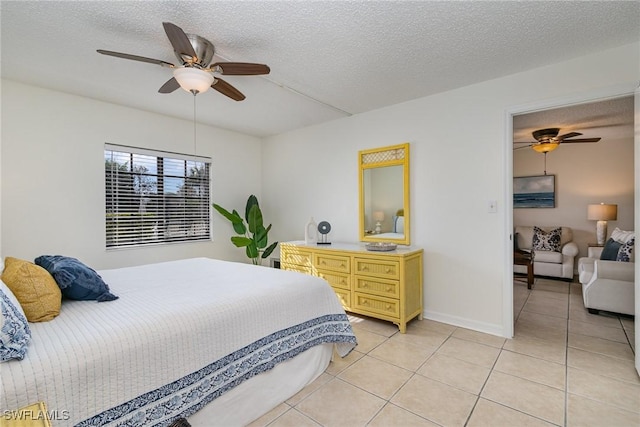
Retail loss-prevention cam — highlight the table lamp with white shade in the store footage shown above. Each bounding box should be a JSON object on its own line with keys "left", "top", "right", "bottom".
{"left": 587, "top": 203, "right": 617, "bottom": 245}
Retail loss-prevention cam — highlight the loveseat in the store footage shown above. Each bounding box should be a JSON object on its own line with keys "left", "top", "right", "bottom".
{"left": 577, "top": 228, "right": 635, "bottom": 316}
{"left": 514, "top": 226, "right": 579, "bottom": 280}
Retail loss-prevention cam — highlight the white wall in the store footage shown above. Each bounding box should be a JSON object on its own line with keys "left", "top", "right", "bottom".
{"left": 262, "top": 42, "right": 640, "bottom": 336}
{"left": 1, "top": 80, "right": 263, "bottom": 269}
{"left": 514, "top": 127, "right": 635, "bottom": 261}
{"left": 1, "top": 43, "right": 637, "bottom": 337}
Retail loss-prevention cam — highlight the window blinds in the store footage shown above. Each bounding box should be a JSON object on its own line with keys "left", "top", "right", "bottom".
{"left": 105, "top": 144, "right": 211, "bottom": 248}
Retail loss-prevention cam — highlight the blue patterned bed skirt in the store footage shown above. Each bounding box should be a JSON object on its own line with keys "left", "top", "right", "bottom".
{"left": 78, "top": 314, "right": 356, "bottom": 427}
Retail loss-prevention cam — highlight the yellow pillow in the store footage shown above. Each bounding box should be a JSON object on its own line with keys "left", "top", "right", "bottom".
{"left": 1, "top": 257, "right": 61, "bottom": 322}
{"left": 0, "top": 401, "right": 52, "bottom": 427}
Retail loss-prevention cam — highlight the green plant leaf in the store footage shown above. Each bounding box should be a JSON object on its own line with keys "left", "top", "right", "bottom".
{"left": 215, "top": 195, "right": 275, "bottom": 264}
{"left": 262, "top": 242, "right": 278, "bottom": 259}
{"left": 231, "top": 236, "right": 252, "bottom": 247}
{"left": 247, "top": 204, "right": 264, "bottom": 234}
{"left": 213, "top": 203, "right": 239, "bottom": 222}
{"left": 255, "top": 224, "right": 270, "bottom": 249}
{"left": 231, "top": 209, "right": 246, "bottom": 234}
{"left": 246, "top": 241, "right": 259, "bottom": 259}
{"left": 245, "top": 195, "right": 259, "bottom": 223}
{"left": 214, "top": 203, "right": 246, "bottom": 234}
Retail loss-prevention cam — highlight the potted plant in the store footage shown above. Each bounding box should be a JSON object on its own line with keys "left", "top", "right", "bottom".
{"left": 213, "top": 195, "right": 278, "bottom": 265}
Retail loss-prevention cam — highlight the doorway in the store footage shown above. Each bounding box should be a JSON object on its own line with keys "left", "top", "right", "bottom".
{"left": 505, "top": 90, "right": 637, "bottom": 374}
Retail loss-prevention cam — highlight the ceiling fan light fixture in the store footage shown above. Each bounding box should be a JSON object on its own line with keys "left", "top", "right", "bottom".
{"left": 173, "top": 67, "right": 214, "bottom": 94}
{"left": 531, "top": 142, "right": 559, "bottom": 153}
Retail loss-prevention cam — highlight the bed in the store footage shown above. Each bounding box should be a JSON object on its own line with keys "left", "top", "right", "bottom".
{"left": 1, "top": 257, "right": 357, "bottom": 426}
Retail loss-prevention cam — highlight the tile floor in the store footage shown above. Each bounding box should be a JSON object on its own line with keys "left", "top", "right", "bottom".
{"left": 250, "top": 277, "right": 638, "bottom": 427}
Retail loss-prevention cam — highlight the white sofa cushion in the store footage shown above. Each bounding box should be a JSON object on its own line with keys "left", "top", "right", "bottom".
{"left": 534, "top": 250, "right": 563, "bottom": 264}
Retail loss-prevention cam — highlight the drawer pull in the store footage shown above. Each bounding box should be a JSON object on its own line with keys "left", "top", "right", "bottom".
{"left": 386, "top": 286, "right": 392, "bottom": 292}
{"left": 362, "top": 299, "right": 369, "bottom": 305}
{"left": 362, "top": 266, "right": 369, "bottom": 271}
{"left": 386, "top": 304, "right": 392, "bottom": 310}
{"left": 341, "top": 280, "right": 347, "bottom": 285}
{"left": 363, "top": 283, "right": 368, "bottom": 288}
{"left": 385, "top": 268, "right": 391, "bottom": 273}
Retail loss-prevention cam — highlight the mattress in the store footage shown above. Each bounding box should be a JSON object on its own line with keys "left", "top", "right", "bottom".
{"left": 1, "top": 257, "right": 357, "bottom": 426}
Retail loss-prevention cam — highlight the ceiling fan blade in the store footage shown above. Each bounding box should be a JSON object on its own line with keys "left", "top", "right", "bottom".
{"left": 514, "top": 141, "right": 536, "bottom": 145}
{"left": 158, "top": 77, "right": 180, "bottom": 94}
{"left": 560, "top": 138, "right": 602, "bottom": 143}
{"left": 558, "top": 132, "right": 582, "bottom": 140}
{"left": 211, "top": 62, "right": 271, "bottom": 75}
{"left": 163, "top": 22, "right": 198, "bottom": 61}
{"left": 97, "top": 50, "right": 174, "bottom": 68}
{"left": 513, "top": 145, "right": 533, "bottom": 150}
{"left": 211, "top": 78, "right": 246, "bottom": 101}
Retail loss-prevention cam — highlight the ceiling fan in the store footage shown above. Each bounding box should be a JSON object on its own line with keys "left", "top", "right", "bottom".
{"left": 514, "top": 128, "right": 601, "bottom": 153}
{"left": 97, "top": 22, "right": 270, "bottom": 101}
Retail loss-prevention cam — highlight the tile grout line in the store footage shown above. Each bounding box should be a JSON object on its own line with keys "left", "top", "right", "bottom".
{"left": 563, "top": 279, "right": 572, "bottom": 427}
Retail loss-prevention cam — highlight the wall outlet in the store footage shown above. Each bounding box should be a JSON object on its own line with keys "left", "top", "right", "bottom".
{"left": 488, "top": 200, "right": 497, "bottom": 213}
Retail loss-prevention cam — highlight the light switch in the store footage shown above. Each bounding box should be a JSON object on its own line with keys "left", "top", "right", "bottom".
{"left": 488, "top": 200, "right": 497, "bottom": 213}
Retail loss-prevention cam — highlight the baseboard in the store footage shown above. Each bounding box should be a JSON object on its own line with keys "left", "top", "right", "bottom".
{"left": 422, "top": 309, "right": 508, "bottom": 338}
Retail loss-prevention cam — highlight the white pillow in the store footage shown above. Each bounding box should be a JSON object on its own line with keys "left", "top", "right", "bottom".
{"left": 610, "top": 227, "right": 634, "bottom": 244}
{"left": 395, "top": 216, "right": 405, "bottom": 234}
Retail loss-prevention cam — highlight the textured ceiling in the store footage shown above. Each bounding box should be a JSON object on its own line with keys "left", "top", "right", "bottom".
{"left": 514, "top": 95, "right": 635, "bottom": 148}
{"left": 1, "top": 1, "right": 639, "bottom": 137}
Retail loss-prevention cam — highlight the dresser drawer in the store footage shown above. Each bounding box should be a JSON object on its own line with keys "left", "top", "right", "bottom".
{"left": 353, "top": 292, "right": 399, "bottom": 318}
{"left": 355, "top": 276, "right": 399, "bottom": 298}
{"left": 333, "top": 288, "right": 351, "bottom": 308}
{"left": 317, "top": 270, "right": 350, "bottom": 290}
{"left": 281, "top": 263, "right": 312, "bottom": 275}
{"left": 281, "top": 248, "right": 312, "bottom": 267}
{"left": 314, "top": 254, "right": 350, "bottom": 273}
{"left": 354, "top": 258, "right": 399, "bottom": 280}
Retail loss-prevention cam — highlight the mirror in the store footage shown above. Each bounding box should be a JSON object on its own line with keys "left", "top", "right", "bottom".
{"left": 359, "top": 143, "right": 410, "bottom": 245}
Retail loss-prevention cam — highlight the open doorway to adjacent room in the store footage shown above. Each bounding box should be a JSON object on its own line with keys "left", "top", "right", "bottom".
{"left": 510, "top": 94, "right": 636, "bottom": 360}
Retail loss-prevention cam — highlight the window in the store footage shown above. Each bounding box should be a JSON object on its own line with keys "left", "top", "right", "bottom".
{"left": 105, "top": 144, "right": 211, "bottom": 248}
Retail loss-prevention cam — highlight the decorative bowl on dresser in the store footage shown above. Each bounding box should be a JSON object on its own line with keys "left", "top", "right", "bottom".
{"left": 280, "top": 241, "right": 423, "bottom": 333}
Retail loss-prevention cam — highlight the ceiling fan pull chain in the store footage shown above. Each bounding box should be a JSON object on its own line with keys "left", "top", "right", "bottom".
{"left": 193, "top": 92, "right": 197, "bottom": 155}
{"left": 544, "top": 152, "right": 547, "bottom": 175}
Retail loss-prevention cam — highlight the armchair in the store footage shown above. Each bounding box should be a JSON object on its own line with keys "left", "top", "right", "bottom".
{"left": 514, "top": 226, "right": 579, "bottom": 280}
{"left": 578, "top": 246, "right": 635, "bottom": 316}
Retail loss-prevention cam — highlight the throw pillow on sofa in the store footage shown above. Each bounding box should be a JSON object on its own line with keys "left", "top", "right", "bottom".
{"left": 600, "top": 238, "right": 622, "bottom": 261}
{"left": 610, "top": 227, "right": 634, "bottom": 244}
{"left": 616, "top": 237, "right": 634, "bottom": 262}
{"left": 532, "top": 226, "right": 561, "bottom": 252}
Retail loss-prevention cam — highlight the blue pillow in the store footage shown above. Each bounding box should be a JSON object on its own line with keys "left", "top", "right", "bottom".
{"left": 600, "top": 238, "right": 622, "bottom": 260}
{"left": 34, "top": 256, "right": 118, "bottom": 302}
{"left": 1, "top": 279, "right": 31, "bottom": 362}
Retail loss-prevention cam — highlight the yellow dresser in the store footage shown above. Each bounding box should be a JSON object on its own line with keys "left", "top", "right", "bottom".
{"left": 280, "top": 241, "right": 423, "bottom": 333}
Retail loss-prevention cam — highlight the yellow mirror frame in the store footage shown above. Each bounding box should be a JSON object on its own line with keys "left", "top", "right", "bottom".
{"left": 359, "top": 143, "right": 410, "bottom": 245}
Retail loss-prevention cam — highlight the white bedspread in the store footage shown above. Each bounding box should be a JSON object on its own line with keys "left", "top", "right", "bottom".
{"left": 0, "top": 258, "right": 356, "bottom": 426}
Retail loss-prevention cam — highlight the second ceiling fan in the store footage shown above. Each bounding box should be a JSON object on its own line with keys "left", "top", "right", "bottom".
{"left": 97, "top": 22, "right": 270, "bottom": 101}
{"left": 515, "top": 128, "right": 601, "bottom": 153}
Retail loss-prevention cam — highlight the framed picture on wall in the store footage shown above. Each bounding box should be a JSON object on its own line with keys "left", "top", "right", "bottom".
{"left": 514, "top": 175, "right": 555, "bottom": 208}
